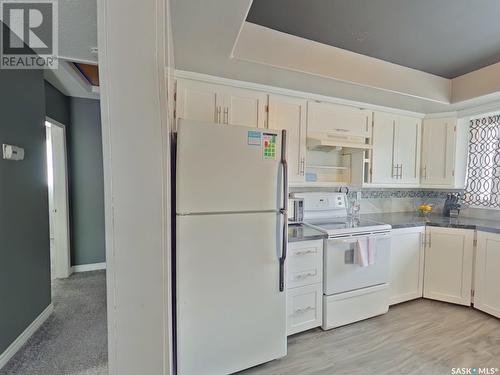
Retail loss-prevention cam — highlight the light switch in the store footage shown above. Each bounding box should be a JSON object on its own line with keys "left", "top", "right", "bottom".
{"left": 2, "top": 144, "right": 24, "bottom": 161}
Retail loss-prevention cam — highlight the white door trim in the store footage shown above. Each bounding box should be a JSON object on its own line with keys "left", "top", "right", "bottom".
{"left": 97, "top": 0, "right": 173, "bottom": 373}
{"left": 46, "top": 116, "right": 72, "bottom": 279}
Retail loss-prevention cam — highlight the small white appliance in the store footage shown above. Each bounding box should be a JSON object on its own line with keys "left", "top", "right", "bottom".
{"left": 293, "top": 192, "right": 392, "bottom": 330}
{"left": 175, "top": 120, "right": 288, "bottom": 375}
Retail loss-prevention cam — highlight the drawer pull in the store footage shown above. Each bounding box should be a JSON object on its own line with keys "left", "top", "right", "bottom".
{"left": 294, "top": 271, "right": 316, "bottom": 280}
{"left": 294, "top": 249, "right": 316, "bottom": 256}
{"left": 294, "top": 306, "right": 315, "bottom": 315}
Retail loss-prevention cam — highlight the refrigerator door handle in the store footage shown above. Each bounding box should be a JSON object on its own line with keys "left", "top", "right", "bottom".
{"left": 279, "top": 129, "right": 288, "bottom": 292}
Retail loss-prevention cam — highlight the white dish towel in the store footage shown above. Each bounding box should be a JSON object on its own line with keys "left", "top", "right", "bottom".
{"left": 355, "top": 239, "right": 369, "bottom": 267}
{"left": 368, "top": 236, "right": 377, "bottom": 266}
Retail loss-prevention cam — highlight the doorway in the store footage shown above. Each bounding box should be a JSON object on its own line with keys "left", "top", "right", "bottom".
{"left": 45, "top": 117, "right": 71, "bottom": 279}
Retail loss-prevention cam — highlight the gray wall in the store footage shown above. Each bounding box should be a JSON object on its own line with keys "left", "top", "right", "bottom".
{"left": 45, "top": 81, "right": 70, "bottom": 125}
{"left": 0, "top": 69, "right": 51, "bottom": 354}
{"left": 44, "top": 83, "right": 105, "bottom": 266}
{"left": 68, "top": 97, "right": 105, "bottom": 265}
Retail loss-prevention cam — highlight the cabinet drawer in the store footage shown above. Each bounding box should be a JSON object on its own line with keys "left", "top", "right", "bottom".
{"left": 287, "top": 284, "right": 322, "bottom": 336}
{"left": 287, "top": 241, "right": 323, "bottom": 288}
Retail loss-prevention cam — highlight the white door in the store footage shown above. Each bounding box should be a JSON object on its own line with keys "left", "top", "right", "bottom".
{"left": 423, "top": 227, "right": 474, "bottom": 306}
{"left": 176, "top": 213, "right": 286, "bottom": 375}
{"left": 389, "top": 227, "right": 425, "bottom": 305}
{"left": 421, "top": 118, "right": 456, "bottom": 186}
{"left": 394, "top": 115, "right": 421, "bottom": 184}
{"left": 371, "top": 111, "right": 396, "bottom": 184}
{"left": 176, "top": 79, "right": 221, "bottom": 123}
{"left": 176, "top": 120, "right": 283, "bottom": 214}
{"left": 268, "top": 94, "right": 307, "bottom": 183}
{"left": 474, "top": 231, "right": 500, "bottom": 318}
{"left": 46, "top": 121, "right": 71, "bottom": 279}
{"left": 222, "top": 86, "right": 268, "bottom": 128}
{"left": 307, "top": 101, "right": 371, "bottom": 138}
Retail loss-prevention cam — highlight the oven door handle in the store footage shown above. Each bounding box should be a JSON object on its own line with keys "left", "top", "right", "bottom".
{"left": 327, "top": 232, "right": 391, "bottom": 243}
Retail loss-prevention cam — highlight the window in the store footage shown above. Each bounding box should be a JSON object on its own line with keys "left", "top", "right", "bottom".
{"left": 464, "top": 114, "right": 500, "bottom": 208}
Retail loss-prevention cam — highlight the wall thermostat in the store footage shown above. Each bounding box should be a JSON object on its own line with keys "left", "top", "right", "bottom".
{"left": 2, "top": 144, "right": 24, "bottom": 161}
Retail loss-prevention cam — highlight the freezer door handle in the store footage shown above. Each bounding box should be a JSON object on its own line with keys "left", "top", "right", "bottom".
{"left": 279, "top": 129, "right": 288, "bottom": 292}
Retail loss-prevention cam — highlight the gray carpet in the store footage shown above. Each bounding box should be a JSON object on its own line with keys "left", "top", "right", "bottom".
{"left": 1, "top": 271, "right": 108, "bottom": 375}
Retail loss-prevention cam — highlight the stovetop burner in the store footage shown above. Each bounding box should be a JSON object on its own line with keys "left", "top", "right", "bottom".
{"left": 305, "top": 217, "right": 391, "bottom": 236}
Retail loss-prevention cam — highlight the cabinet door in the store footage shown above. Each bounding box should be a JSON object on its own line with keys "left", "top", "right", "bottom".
{"left": 371, "top": 111, "right": 396, "bottom": 184}
{"left": 221, "top": 86, "right": 267, "bottom": 128}
{"left": 176, "top": 79, "right": 221, "bottom": 123}
{"left": 474, "top": 231, "right": 500, "bottom": 318}
{"left": 389, "top": 227, "right": 425, "bottom": 305}
{"left": 394, "top": 116, "right": 421, "bottom": 184}
{"left": 307, "top": 101, "right": 371, "bottom": 138}
{"left": 423, "top": 227, "right": 474, "bottom": 306}
{"left": 268, "top": 95, "right": 307, "bottom": 183}
{"left": 421, "top": 118, "right": 456, "bottom": 186}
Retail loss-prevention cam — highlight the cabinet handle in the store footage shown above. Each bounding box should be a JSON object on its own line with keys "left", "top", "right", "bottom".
{"left": 217, "top": 106, "right": 222, "bottom": 123}
{"left": 399, "top": 164, "right": 403, "bottom": 179}
{"left": 294, "top": 249, "right": 316, "bottom": 256}
{"left": 428, "top": 233, "right": 431, "bottom": 248}
{"left": 423, "top": 165, "right": 427, "bottom": 179}
{"left": 392, "top": 164, "right": 397, "bottom": 179}
{"left": 300, "top": 157, "right": 305, "bottom": 176}
{"left": 294, "top": 306, "right": 315, "bottom": 315}
{"left": 334, "top": 128, "right": 350, "bottom": 133}
{"left": 224, "top": 107, "right": 228, "bottom": 124}
{"left": 294, "top": 272, "right": 316, "bottom": 280}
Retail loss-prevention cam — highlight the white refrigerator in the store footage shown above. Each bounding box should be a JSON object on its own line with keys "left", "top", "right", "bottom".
{"left": 175, "top": 119, "right": 288, "bottom": 375}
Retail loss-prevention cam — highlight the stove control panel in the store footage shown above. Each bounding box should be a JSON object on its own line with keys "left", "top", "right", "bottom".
{"left": 291, "top": 192, "right": 347, "bottom": 219}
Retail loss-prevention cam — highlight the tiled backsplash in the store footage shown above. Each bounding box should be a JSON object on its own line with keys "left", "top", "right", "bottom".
{"left": 290, "top": 187, "right": 464, "bottom": 214}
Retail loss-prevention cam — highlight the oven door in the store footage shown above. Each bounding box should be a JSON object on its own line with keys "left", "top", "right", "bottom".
{"left": 324, "top": 232, "right": 391, "bottom": 295}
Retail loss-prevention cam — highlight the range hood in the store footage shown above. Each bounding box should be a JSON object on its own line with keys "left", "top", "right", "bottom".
{"left": 307, "top": 132, "right": 372, "bottom": 151}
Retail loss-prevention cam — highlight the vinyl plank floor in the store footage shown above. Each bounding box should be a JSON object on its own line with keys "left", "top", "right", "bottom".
{"left": 240, "top": 299, "right": 500, "bottom": 375}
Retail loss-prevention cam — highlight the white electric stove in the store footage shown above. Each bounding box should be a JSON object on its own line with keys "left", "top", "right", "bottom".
{"left": 292, "top": 192, "right": 392, "bottom": 330}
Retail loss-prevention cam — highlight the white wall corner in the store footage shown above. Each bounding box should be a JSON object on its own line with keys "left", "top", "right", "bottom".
{"left": 452, "top": 61, "right": 500, "bottom": 103}
{"left": 0, "top": 304, "right": 54, "bottom": 370}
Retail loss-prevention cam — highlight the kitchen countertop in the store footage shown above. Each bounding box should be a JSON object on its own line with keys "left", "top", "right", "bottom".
{"left": 288, "top": 224, "right": 326, "bottom": 242}
{"left": 363, "top": 212, "right": 500, "bottom": 234}
{"left": 288, "top": 213, "right": 500, "bottom": 242}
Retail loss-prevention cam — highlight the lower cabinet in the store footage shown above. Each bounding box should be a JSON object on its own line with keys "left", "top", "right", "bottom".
{"left": 474, "top": 231, "right": 500, "bottom": 318}
{"left": 286, "top": 240, "right": 323, "bottom": 336}
{"left": 389, "top": 227, "right": 425, "bottom": 305}
{"left": 423, "top": 227, "right": 474, "bottom": 306}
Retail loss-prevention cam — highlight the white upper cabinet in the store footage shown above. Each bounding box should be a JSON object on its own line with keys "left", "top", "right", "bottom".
{"left": 394, "top": 115, "right": 421, "bottom": 184}
{"left": 219, "top": 86, "right": 268, "bottom": 128}
{"left": 421, "top": 118, "right": 457, "bottom": 187}
{"left": 176, "top": 79, "right": 267, "bottom": 128}
{"left": 176, "top": 79, "right": 221, "bottom": 123}
{"left": 371, "top": 111, "right": 396, "bottom": 184}
{"left": 474, "top": 231, "right": 500, "bottom": 319}
{"left": 371, "top": 112, "right": 421, "bottom": 186}
{"left": 307, "top": 101, "right": 371, "bottom": 138}
{"left": 268, "top": 94, "right": 307, "bottom": 183}
{"left": 423, "top": 227, "right": 474, "bottom": 306}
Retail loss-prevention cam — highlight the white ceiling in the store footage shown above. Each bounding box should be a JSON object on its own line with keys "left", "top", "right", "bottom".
{"left": 171, "top": 0, "right": 500, "bottom": 114}
{"left": 58, "top": 0, "right": 98, "bottom": 64}
{"left": 45, "top": 0, "right": 99, "bottom": 99}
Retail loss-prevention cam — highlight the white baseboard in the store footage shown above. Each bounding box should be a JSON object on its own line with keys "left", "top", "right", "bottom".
{"left": 0, "top": 303, "right": 54, "bottom": 370}
{"left": 71, "top": 262, "right": 106, "bottom": 273}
